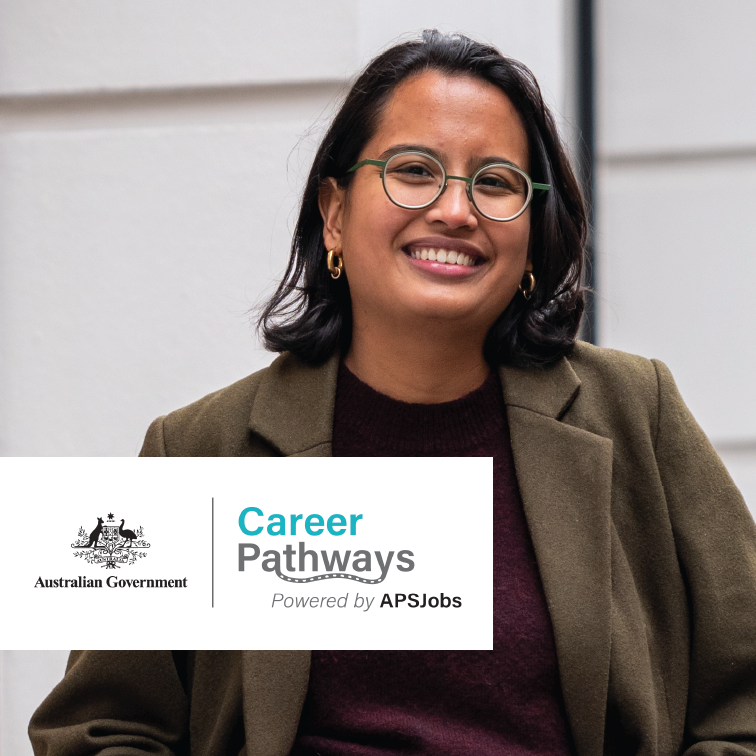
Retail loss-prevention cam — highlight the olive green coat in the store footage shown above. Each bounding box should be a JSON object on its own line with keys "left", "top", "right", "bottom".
{"left": 30, "top": 342, "right": 756, "bottom": 756}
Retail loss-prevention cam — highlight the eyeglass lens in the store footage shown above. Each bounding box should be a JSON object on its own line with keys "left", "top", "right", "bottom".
{"left": 383, "top": 152, "right": 530, "bottom": 221}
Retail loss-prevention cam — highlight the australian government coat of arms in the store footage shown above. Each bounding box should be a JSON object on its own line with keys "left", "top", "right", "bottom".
{"left": 72, "top": 513, "right": 150, "bottom": 568}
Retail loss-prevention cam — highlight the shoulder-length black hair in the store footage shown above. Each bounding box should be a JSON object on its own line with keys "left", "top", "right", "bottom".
{"left": 259, "top": 30, "right": 587, "bottom": 367}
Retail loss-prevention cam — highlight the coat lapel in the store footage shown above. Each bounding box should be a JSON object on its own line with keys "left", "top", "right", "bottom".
{"left": 247, "top": 351, "right": 612, "bottom": 756}
{"left": 241, "top": 651, "right": 311, "bottom": 756}
{"left": 500, "top": 358, "right": 613, "bottom": 756}
{"left": 248, "top": 352, "right": 340, "bottom": 457}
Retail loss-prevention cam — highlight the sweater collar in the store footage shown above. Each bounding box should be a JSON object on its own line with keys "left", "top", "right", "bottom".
{"left": 332, "top": 362, "right": 506, "bottom": 455}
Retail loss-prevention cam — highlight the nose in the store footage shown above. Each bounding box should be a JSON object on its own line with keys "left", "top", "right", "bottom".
{"left": 424, "top": 178, "right": 478, "bottom": 230}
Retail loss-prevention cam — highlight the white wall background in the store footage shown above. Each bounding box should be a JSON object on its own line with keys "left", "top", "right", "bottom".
{"left": 0, "top": 0, "right": 566, "bottom": 459}
{"left": 595, "top": 0, "right": 756, "bottom": 511}
{"left": 0, "top": 3, "right": 568, "bottom": 753}
{"left": 0, "top": 651, "right": 69, "bottom": 756}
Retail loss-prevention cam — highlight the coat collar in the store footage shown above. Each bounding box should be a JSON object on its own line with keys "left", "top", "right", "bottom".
{"left": 499, "top": 356, "right": 581, "bottom": 419}
{"left": 248, "top": 351, "right": 340, "bottom": 457}
{"left": 249, "top": 348, "right": 613, "bottom": 756}
{"left": 247, "top": 350, "right": 583, "bottom": 454}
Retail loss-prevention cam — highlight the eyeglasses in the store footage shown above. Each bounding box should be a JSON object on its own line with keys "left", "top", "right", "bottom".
{"left": 347, "top": 150, "right": 550, "bottom": 222}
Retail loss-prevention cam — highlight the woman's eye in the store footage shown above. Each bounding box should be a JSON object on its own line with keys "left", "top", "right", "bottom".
{"left": 391, "top": 163, "right": 435, "bottom": 179}
{"left": 476, "top": 175, "right": 514, "bottom": 191}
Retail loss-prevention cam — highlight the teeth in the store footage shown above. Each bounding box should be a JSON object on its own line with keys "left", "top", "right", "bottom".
{"left": 410, "top": 248, "right": 476, "bottom": 267}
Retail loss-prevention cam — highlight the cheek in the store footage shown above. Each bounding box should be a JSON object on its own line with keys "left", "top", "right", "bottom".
{"left": 512, "top": 212, "right": 533, "bottom": 249}
{"left": 341, "top": 194, "right": 408, "bottom": 266}
{"left": 484, "top": 223, "right": 531, "bottom": 306}
{"left": 492, "top": 218, "right": 531, "bottom": 269}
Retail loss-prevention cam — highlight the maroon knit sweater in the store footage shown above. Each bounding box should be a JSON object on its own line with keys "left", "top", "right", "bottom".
{"left": 291, "top": 363, "right": 575, "bottom": 756}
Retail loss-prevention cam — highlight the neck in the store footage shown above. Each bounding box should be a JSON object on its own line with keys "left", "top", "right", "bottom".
{"left": 345, "top": 319, "right": 490, "bottom": 404}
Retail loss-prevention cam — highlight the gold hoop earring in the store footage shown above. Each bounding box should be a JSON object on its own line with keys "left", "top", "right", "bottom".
{"left": 327, "top": 249, "right": 343, "bottom": 280}
{"left": 519, "top": 270, "right": 535, "bottom": 300}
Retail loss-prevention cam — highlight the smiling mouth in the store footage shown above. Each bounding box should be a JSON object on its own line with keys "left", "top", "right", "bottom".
{"left": 404, "top": 246, "right": 480, "bottom": 267}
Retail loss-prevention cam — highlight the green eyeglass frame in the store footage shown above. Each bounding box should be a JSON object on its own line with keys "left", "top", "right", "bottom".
{"left": 347, "top": 150, "right": 551, "bottom": 222}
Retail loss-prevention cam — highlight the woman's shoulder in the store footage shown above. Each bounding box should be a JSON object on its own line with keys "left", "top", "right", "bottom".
{"left": 139, "top": 361, "right": 273, "bottom": 457}
{"left": 503, "top": 340, "right": 668, "bottom": 411}
{"left": 139, "top": 351, "right": 339, "bottom": 457}
{"left": 568, "top": 340, "right": 663, "bottom": 393}
{"left": 500, "top": 340, "right": 671, "bottom": 443}
{"left": 561, "top": 340, "right": 686, "bottom": 443}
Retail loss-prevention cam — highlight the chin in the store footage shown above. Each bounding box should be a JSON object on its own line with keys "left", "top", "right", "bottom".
{"left": 403, "top": 300, "right": 493, "bottom": 325}
{"left": 407, "top": 290, "right": 514, "bottom": 324}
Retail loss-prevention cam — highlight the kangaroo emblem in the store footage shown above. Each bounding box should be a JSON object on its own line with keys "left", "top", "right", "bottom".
{"left": 87, "top": 517, "right": 104, "bottom": 548}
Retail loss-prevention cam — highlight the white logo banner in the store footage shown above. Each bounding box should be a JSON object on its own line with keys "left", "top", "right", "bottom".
{"left": 0, "top": 458, "right": 492, "bottom": 650}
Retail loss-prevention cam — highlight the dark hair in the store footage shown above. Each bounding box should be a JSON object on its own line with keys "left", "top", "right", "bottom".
{"left": 258, "top": 30, "right": 587, "bottom": 367}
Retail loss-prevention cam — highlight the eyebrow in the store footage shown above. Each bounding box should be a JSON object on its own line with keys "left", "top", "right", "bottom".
{"left": 376, "top": 144, "right": 524, "bottom": 172}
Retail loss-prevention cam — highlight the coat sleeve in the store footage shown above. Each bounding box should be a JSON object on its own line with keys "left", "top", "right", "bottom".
{"left": 652, "top": 359, "right": 756, "bottom": 754}
{"left": 29, "top": 650, "right": 189, "bottom": 755}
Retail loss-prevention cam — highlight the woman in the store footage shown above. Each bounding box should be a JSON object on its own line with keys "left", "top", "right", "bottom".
{"left": 30, "top": 31, "right": 756, "bottom": 756}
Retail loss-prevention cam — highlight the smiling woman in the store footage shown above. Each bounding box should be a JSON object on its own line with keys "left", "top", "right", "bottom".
{"left": 260, "top": 34, "right": 585, "bottom": 397}
{"left": 29, "top": 30, "right": 756, "bottom": 756}
{"left": 317, "top": 71, "right": 539, "bottom": 402}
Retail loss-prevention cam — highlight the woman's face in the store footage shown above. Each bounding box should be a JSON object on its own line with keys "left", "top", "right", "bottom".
{"left": 321, "top": 70, "right": 532, "bottom": 339}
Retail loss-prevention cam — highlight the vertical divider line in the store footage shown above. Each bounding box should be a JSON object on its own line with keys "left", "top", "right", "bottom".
{"left": 212, "top": 497, "right": 215, "bottom": 608}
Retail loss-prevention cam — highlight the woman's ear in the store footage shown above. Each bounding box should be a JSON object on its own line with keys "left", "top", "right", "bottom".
{"left": 319, "top": 177, "right": 346, "bottom": 252}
